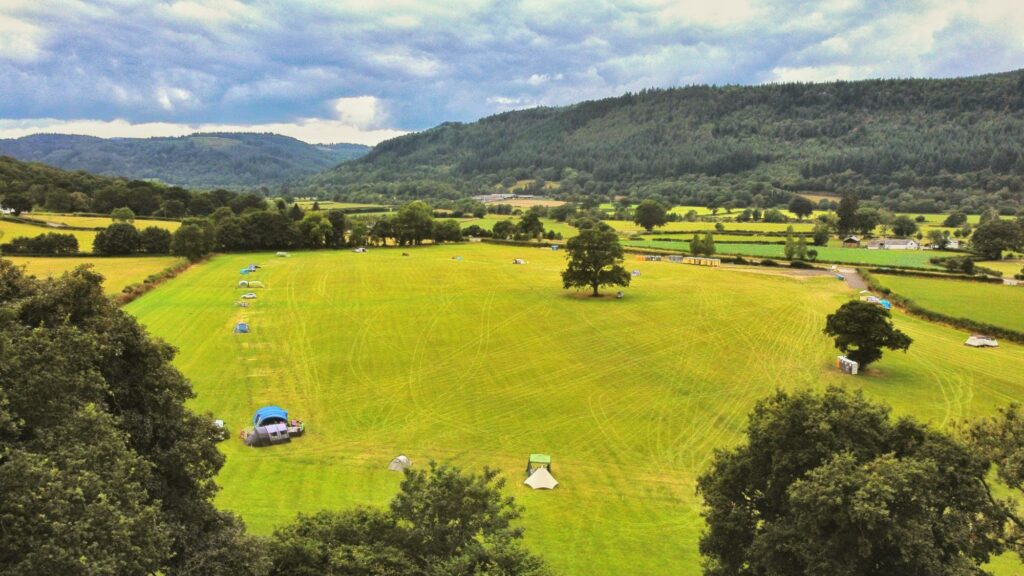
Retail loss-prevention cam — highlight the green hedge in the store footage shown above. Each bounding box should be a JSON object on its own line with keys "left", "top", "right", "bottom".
{"left": 859, "top": 269, "right": 1024, "bottom": 344}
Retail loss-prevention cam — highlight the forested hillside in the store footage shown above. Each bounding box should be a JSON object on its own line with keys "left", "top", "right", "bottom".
{"left": 310, "top": 70, "right": 1024, "bottom": 214}
{"left": 0, "top": 132, "right": 369, "bottom": 189}
{"left": 0, "top": 156, "right": 265, "bottom": 217}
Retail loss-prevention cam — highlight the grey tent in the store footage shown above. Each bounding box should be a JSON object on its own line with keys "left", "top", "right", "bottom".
{"left": 388, "top": 454, "right": 412, "bottom": 471}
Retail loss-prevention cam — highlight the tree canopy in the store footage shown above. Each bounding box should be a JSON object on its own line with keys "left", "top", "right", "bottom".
{"left": 698, "top": 387, "right": 1005, "bottom": 576}
{"left": 823, "top": 300, "right": 912, "bottom": 367}
{"left": 561, "top": 227, "right": 630, "bottom": 296}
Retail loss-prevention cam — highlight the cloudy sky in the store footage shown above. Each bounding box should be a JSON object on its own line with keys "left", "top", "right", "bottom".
{"left": 1, "top": 0, "right": 1022, "bottom": 145}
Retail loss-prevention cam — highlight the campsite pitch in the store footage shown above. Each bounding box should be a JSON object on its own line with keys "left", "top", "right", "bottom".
{"left": 125, "top": 244, "right": 1024, "bottom": 576}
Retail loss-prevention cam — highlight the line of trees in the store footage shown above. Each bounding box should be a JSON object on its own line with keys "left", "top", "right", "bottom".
{"left": 0, "top": 231, "right": 79, "bottom": 255}
{"left": 166, "top": 200, "right": 466, "bottom": 261}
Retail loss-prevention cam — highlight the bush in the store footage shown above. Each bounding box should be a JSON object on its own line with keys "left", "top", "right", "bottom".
{"left": 94, "top": 223, "right": 141, "bottom": 255}
{"left": 1, "top": 232, "right": 79, "bottom": 255}
{"left": 760, "top": 259, "right": 779, "bottom": 267}
{"left": 789, "top": 260, "right": 814, "bottom": 269}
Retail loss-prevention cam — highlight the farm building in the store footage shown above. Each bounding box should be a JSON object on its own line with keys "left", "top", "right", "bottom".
{"left": 842, "top": 235, "right": 861, "bottom": 247}
{"left": 866, "top": 238, "right": 919, "bottom": 250}
{"left": 965, "top": 335, "right": 999, "bottom": 347}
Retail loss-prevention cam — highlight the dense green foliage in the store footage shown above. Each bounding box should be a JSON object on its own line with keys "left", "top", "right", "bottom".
{"left": 0, "top": 263, "right": 265, "bottom": 575}
{"left": 0, "top": 231, "right": 78, "bottom": 255}
{"left": 698, "top": 387, "right": 1006, "bottom": 576}
{"left": 562, "top": 226, "right": 630, "bottom": 296}
{"left": 310, "top": 71, "right": 1024, "bottom": 214}
{"left": 269, "top": 464, "right": 547, "bottom": 575}
{"left": 0, "top": 155, "right": 271, "bottom": 217}
{"left": 0, "top": 133, "right": 369, "bottom": 189}
{"left": 823, "top": 300, "right": 913, "bottom": 367}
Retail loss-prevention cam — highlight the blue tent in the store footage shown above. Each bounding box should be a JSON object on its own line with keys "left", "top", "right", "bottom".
{"left": 253, "top": 406, "right": 288, "bottom": 427}
{"left": 234, "top": 322, "right": 250, "bottom": 334}
{"left": 880, "top": 299, "right": 892, "bottom": 310}
{"left": 240, "top": 268, "right": 250, "bottom": 275}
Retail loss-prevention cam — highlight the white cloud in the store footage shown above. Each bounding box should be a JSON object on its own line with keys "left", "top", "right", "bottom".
{"left": 768, "top": 64, "right": 876, "bottom": 83}
{"left": 370, "top": 48, "right": 446, "bottom": 77}
{"left": 331, "top": 96, "right": 387, "bottom": 129}
{"left": 644, "top": 0, "right": 762, "bottom": 28}
{"left": 0, "top": 117, "right": 407, "bottom": 146}
{"left": 156, "top": 87, "right": 197, "bottom": 111}
{"left": 0, "top": 12, "right": 46, "bottom": 62}
{"left": 526, "top": 73, "right": 563, "bottom": 86}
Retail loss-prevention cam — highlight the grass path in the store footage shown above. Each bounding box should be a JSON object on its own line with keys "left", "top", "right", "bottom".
{"left": 125, "top": 244, "right": 1024, "bottom": 575}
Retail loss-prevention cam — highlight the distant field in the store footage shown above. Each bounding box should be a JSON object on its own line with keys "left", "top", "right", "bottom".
{"left": 32, "top": 213, "right": 181, "bottom": 231}
{"left": 0, "top": 219, "right": 98, "bottom": 251}
{"left": 295, "top": 201, "right": 390, "bottom": 211}
{"left": 124, "top": 244, "right": 1024, "bottom": 576}
{"left": 979, "top": 259, "right": 1024, "bottom": 276}
{"left": 873, "top": 273, "right": 1024, "bottom": 333}
{"left": 623, "top": 239, "right": 958, "bottom": 268}
{"left": 3, "top": 255, "right": 184, "bottom": 294}
{"left": 610, "top": 220, "right": 815, "bottom": 234}
{"left": 498, "top": 198, "right": 566, "bottom": 208}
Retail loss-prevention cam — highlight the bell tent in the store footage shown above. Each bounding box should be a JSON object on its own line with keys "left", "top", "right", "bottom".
{"left": 525, "top": 467, "right": 559, "bottom": 490}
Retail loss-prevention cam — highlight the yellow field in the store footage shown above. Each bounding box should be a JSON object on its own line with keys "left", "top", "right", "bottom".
{"left": 3, "top": 255, "right": 184, "bottom": 294}
{"left": 0, "top": 219, "right": 98, "bottom": 251}
{"left": 33, "top": 214, "right": 181, "bottom": 231}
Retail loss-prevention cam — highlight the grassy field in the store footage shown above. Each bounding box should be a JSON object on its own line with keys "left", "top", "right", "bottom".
{"left": 623, "top": 239, "right": 959, "bottom": 268}
{"left": 295, "top": 201, "right": 390, "bottom": 211}
{"left": 979, "top": 259, "right": 1024, "bottom": 277}
{"left": 3, "top": 255, "right": 184, "bottom": 294}
{"left": 0, "top": 219, "right": 98, "bottom": 250}
{"left": 124, "top": 244, "right": 1024, "bottom": 575}
{"left": 873, "top": 274, "right": 1024, "bottom": 333}
{"left": 30, "top": 213, "right": 182, "bottom": 231}
{"left": 609, "top": 220, "right": 816, "bottom": 234}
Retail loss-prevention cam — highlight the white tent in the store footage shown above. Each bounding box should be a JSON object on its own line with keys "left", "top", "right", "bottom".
{"left": 524, "top": 467, "right": 559, "bottom": 490}
{"left": 965, "top": 335, "right": 999, "bottom": 347}
{"left": 388, "top": 454, "right": 412, "bottom": 471}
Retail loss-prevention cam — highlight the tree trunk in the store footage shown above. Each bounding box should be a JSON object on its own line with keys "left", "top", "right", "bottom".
{"left": 591, "top": 280, "right": 599, "bottom": 297}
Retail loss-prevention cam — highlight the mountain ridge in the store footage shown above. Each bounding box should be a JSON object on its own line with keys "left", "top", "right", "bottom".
{"left": 0, "top": 132, "right": 370, "bottom": 189}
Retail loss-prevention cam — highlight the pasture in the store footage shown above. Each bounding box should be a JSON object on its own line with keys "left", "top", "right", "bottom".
{"left": 29, "top": 213, "right": 182, "bottom": 231}
{"left": 3, "top": 255, "right": 184, "bottom": 294}
{"left": 872, "top": 273, "right": 1024, "bottom": 333}
{"left": 623, "top": 239, "right": 959, "bottom": 268}
{"left": 124, "top": 243, "right": 1024, "bottom": 575}
{"left": 0, "top": 219, "right": 98, "bottom": 251}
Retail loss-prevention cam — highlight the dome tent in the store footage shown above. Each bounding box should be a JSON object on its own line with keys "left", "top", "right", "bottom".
{"left": 388, "top": 454, "right": 412, "bottom": 471}
{"left": 234, "top": 322, "right": 250, "bottom": 334}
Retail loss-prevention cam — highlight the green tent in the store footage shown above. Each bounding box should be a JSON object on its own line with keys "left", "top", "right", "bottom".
{"left": 526, "top": 453, "right": 551, "bottom": 475}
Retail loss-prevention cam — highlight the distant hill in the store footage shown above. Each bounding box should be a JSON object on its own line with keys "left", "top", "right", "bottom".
{"left": 312, "top": 70, "right": 1024, "bottom": 214}
{"left": 0, "top": 132, "right": 370, "bottom": 189}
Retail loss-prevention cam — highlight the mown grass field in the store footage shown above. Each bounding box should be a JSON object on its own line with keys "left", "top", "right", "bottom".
{"left": 30, "top": 213, "right": 182, "bottom": 231}
{"left": 0, "top": 219, "right": 98, "bottom": 250}
{"left": 873, "top": 274, "right": 1024, "bottom": 333}
{"left": 3, "top": 255, "right": 184, "bottom": 294}
{"left": 623, "top": 239, "right": 959, "bottom": 268}
{"left": 124, "top": 244, "right": 1024, "bottom": 575}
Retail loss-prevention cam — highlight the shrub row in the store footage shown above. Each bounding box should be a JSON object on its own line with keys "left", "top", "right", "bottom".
{"left": 863, "top": 267, "right": 1004, "bottom": 284}
{"left": 859, "top": 269, "right": 1024, "bottom": 344}
{"left": 114, "top": 258, "right": 199, "bottom": 306}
